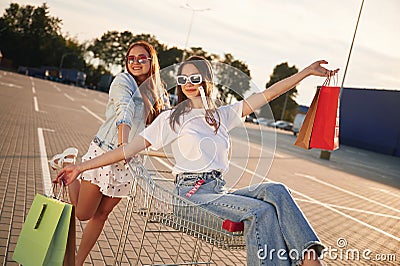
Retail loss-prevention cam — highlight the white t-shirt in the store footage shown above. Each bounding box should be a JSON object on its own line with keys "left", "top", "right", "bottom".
{"left": 140, "top": 101, "right": 244, "bottom": 174}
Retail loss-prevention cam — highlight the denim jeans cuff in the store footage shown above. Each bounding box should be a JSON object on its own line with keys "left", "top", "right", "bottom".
{"left": 116, "top": 119, "right": 133, "bottom": 128}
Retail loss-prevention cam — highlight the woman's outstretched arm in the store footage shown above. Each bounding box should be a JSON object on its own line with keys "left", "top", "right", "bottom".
{"left": 242, "top": 60, "right": 339, "bottom": 117}
{"left": 57, "top": 135, "right": 151, "bottom": 185}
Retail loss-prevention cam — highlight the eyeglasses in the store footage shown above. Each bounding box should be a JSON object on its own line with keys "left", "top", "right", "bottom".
{"left": 126, "top": 54, "right": 151, "bottom": 64}
{"left": 176, "top": 74, "right": 202, "bottom": 85}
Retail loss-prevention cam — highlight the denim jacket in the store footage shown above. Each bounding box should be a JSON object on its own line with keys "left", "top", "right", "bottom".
{"left": 95, "top": 72, "right": 145, "bottom": 151}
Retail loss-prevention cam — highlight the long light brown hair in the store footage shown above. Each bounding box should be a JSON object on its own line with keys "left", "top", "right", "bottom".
{"left": 170, "top": 56, "right": 220, "bottom": 133}
{"left": 125, "top": 41, "right": 167, "bottom": 125}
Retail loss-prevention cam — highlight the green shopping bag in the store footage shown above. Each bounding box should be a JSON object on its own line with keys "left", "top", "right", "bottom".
{"left": 13, "top": 193, "right": 73, "bottom": 265}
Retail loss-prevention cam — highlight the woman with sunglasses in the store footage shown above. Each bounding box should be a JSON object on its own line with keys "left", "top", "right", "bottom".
{"left": 58, "top": 56, "right": 338, "bottom": 265}
{"left": 62, "top": 40, "right": 169, "bottom": 265}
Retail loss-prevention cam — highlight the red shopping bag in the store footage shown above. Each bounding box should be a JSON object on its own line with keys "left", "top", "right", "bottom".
{"left": 309, "top": 86, "right": 340, "bottom": 150}
{"left": 295, "top": 75, "right": 340, "bottom": 151}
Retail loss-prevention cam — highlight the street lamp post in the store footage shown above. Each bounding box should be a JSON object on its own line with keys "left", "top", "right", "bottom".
{"left": 280, "top": 93, "right": 289, "bottom": 121}
{"left": 180, "top": 3, "right": 210, "bottom": 62}
{"left": 173, "top": 4, "right": 210, "bottom": 97}
{"left": 320, "top": 0, "right": 364, "bottom": 160}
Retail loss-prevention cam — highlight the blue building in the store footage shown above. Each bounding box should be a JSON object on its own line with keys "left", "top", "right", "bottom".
{"left": 340, "top": 88, "right": 400, "bottom": 157}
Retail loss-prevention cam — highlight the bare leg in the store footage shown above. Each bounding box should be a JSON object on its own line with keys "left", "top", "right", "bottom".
{"left": 68, "top": 179, "right": 80, "bottom": 206}
{"left": 74, "top": 182, "right": 121, "bottom": 266}
{"left": 302, "top": 250, "right": 325, "bottom": 266}
{"left": 75, "top": 180, "right": 103, "bottom": 221}
{"left": 74, "top": 181, "right": 103, "bottom": 265}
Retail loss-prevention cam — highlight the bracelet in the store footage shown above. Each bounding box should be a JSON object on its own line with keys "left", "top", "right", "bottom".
{"left": 118, "top": 142, "right": 127, "bottom": 147}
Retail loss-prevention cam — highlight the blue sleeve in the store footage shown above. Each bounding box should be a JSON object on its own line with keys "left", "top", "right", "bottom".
{"left": 109, "top": 73, "right": 138, "bottom": 128}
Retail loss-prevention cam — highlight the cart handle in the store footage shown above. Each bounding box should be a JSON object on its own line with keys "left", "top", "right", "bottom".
{"left": 139, "top": 150, "right": 173, "bottom": 158}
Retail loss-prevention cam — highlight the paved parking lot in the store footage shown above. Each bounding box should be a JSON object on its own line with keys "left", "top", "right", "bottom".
{"left": 0, "top": 70, "right": 399, "bottom": 265}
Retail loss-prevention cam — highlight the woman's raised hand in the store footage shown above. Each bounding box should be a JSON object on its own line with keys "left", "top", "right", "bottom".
{"left": 306, "top": 60, "right": 339, "bottom": 77}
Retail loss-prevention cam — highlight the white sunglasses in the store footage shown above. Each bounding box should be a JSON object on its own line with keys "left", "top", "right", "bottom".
{"left": 176, "top": 74, "right": 202, "bottom": 85}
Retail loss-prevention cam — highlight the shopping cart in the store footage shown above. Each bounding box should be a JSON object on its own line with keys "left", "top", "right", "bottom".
{"left": 114, "top": 158, "right": 246, "bottom": 265}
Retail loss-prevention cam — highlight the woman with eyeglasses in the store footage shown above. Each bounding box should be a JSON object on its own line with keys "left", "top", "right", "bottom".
{"left": 58, "top": 56, "right": 338, "bottom": 265}
{"left": 61, "top": 40, "right": 169, "bottom": 265}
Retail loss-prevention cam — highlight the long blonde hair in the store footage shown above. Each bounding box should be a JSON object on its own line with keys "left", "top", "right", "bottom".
{"left": 125, "top": 41, "right": 167, "bottom": 125}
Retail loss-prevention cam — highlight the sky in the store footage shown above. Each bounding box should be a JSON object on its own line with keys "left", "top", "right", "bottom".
{"left": 2, "top": 0, "right": 400, "bottom": 105}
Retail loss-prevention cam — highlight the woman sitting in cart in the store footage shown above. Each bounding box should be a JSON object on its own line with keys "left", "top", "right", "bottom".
{"left": 58, "top": 56, "right": 338, "bottom": 266}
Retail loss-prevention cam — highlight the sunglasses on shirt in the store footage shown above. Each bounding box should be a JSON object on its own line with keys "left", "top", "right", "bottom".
{"left": 126, "top": 54, "right": 151, "bottom": 64}
{"left": 176, "top": 74, "right": 202, "bottom": 85}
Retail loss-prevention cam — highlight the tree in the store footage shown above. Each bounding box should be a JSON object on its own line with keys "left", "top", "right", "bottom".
{"left": 158, "top": 46, "right": 183, "bottom": 93}
{"left": 214, "top": 53, "right": 251, "bottom": 103}
{"left": 84, "top": 64, "right": 112, "bottom": 89}
{"left": 1, "top": 1, "right": 255, "bottom": 94}
{"left": 0, "top": 3, "right": 67, "bottom": 68}
{"left": 259, "top": 62, "right": 299, "bottom": 121}
{"left": 130, "top": 33, "right": 163, "bottom": 54}
{"left": 88, "top": 30, "right": 134, "bottom": 70}
{"left": 158, "top": 46, "right": 183, "bottom": 69}
{"left": 0, "top": 2, "right": 87, "bottom": 72}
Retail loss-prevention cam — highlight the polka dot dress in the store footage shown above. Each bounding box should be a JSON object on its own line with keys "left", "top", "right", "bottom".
{"left": 80, "top": 141, "right": 132, "bottom": 198}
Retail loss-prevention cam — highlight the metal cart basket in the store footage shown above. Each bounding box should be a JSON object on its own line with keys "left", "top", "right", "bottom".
{"left": 114, "top": 159, "right": 246, "bottom": 265}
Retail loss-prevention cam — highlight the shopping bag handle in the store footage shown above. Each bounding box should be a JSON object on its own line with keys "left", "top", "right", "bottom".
{"left": 48, "top": 180, "right": 67, "bottom": 201}
{"left": 322, "top": 71, "right": 338, "bottom": 87}
{"left": 34, "top": 204, "right": 47, "bottom": 229}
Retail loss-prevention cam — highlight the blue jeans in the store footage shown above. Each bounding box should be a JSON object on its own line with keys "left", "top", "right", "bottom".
{"left": 175, "top": 173, "right": 325, "bottom": 266}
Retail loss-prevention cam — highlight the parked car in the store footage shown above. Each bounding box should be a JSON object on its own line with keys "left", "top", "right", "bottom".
{"left": 292, "top": 113, "right": 306, "bottom": 136}
{"left": 282, "top": 122, "right": 293, "bottom": 131}
{"left": 270, "top": 120, "right": 293, "bottom": 131}
{"left": 245, "top": 116, "right": 254, "bottom": 123}
{"left": 257, "top": 118, "right": 273, "bottom": 126}
{"left": 60, "top": 68, "right": 87, "bottom": 87}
